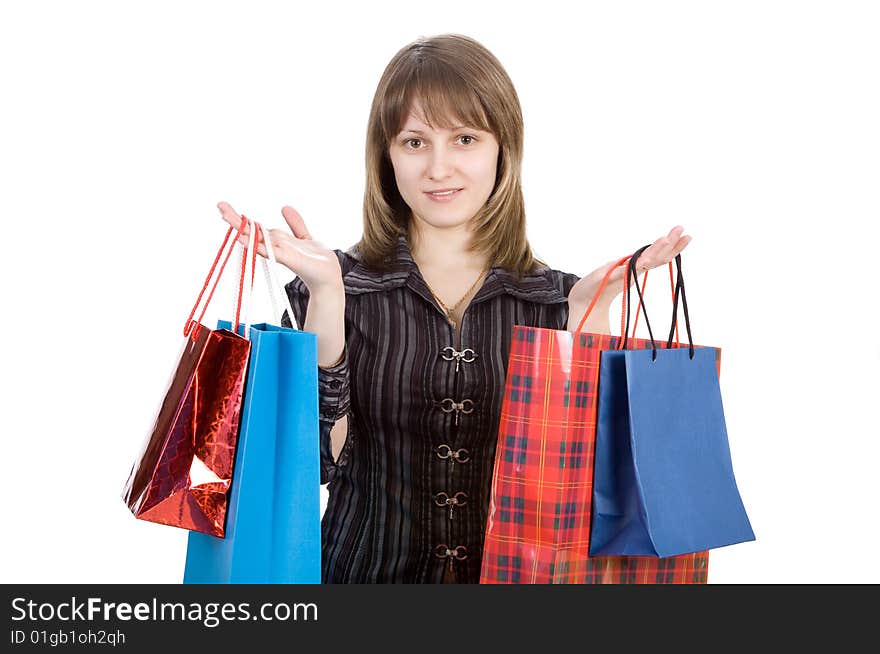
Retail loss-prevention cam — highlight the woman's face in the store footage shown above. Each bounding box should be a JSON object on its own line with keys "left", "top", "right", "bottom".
{"left": 388, "top": 100, "right": 500, "bottom": 233}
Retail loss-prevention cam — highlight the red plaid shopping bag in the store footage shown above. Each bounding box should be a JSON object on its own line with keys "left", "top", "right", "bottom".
{"left": 480, "top": 255, "right": 715, "bottom": 583}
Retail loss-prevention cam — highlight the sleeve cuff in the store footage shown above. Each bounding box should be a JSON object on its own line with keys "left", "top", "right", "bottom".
{"left": 318, "top": 345, "right": 354, "bottom": 482}
{"left": 317, "top": 345, "right": 351, "bottom": 423}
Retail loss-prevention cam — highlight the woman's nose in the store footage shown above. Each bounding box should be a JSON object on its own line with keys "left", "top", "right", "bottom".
{"left": 426, "top": 145, "right": 456, "bottom": 179}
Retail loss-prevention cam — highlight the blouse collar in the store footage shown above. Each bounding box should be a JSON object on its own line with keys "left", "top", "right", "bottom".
{"left": 341, "top": 235, "right": 568, "bottom": 306}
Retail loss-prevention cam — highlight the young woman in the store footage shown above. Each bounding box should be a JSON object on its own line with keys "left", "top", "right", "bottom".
{"left": 217, "top": 33, "right": 691, "bottom": 583}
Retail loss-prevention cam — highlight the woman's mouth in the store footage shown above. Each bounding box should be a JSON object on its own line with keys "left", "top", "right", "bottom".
{"left": 424, "top": 188, "right": 462, "bottom": 202}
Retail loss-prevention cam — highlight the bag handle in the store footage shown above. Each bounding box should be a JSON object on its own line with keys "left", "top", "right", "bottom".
{"left": 621, "top": 244, "right": 658, "bottom": 356}
{"left": 256, "top": 222, "right": 299, "bottom": 329}
{"left": 184, "top": 215, "right": 250, "bottom": 340}
{"left": 183, "top": 215, "right": 258, "bottom": 341}
{"left": 236, "top": 215, "right": 259, "bottom": 338}
{"left": 623, "top": 262, "right": 681, "bottom": 349}
{"left": 622, "top": 246, "right": 694, "bottom": 359}
{"left": 574, "top": 257, "right": 680, "bottom": 344}
{"left": 665, "top": 253, "right": 694, "bottom": 358}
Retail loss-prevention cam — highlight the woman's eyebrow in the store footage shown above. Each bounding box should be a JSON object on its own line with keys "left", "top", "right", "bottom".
{"left": 401, "top": 126, "right": 470, "bottom": 134}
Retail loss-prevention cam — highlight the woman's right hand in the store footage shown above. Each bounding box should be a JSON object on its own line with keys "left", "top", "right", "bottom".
{"left": 217, "top": 201, "right": 343, "bottom": 294}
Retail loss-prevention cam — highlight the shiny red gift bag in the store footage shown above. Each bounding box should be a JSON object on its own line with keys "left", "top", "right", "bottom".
{"left": 480, "top": 255, "right": 713, "bottom": 583}
{"left": 122, "top": 217, "right": 258, "bottom": 537}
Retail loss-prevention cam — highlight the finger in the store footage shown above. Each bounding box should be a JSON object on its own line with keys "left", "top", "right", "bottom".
{"left": 653, "top": 226, "right": 685, "bottom": 264}
{"left": 219, "top": 210, "right": 273, "bottom": 259}
{"left": 281, "top": 205, "right": 313, "bottom": 240}
{"left": 650, "top": 229, "right": 685, "bottom": 267}
{"left": 667, "top": 235, "right": 691, "bottom": 260}
{"left": 658, "top": 228, "right": 682, "bottom": 254}
{"left": 634, "top": 237, "right": 668, "bottom": 271}
{"left": 217, "top": 201, "right": 257, "bottom": 247}
{"left": 217, "top": 201, "right": 244, "bottom": 231}
{"left": 673, "top": 234, "right": 691, "bottom": 251}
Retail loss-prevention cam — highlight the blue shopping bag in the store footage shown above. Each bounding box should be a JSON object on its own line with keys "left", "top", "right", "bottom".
{"left": 588, "top": 248, "right": 754, "bottom": 558}
{"left": 183, "top": 220, "right": 321, "bottom": 583}
{"left": 182, "top": 320, "right": 321, "bottom": 583}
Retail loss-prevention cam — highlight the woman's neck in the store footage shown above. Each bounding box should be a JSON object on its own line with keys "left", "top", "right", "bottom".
{"left": 409, "top": 220, "right": 491, "bottom": 274}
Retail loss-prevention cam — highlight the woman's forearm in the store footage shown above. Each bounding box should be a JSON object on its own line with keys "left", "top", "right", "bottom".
{"left": 306, "top": 283, "right": 350, "bottom": 465}
{"left": 305, "top": 283, "right": 346, "bottom": 368}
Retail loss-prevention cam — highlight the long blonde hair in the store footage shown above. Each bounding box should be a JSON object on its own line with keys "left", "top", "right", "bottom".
{"left": 356, "top": 33, "right": 547, "bottom": 279}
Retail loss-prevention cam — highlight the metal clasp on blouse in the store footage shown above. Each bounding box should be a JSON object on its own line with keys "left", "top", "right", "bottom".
{"left": 435, "top": 444, "right": 471, "bottom": 469}
{"left": 440, "top": 398, "right": 474, "bottom": 426}
{"left": 440, "top": 346, "right": 477, "bottom": 373}
{"left": 434, "top": 491, "right": 468, "bottom": 520}
{"left": 434, "top": 544, "right": 468, "bottom": 572}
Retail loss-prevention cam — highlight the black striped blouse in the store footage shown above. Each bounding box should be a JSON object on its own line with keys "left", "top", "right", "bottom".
{"left": 283, "top": 234, "right": 580, "bottom": 583}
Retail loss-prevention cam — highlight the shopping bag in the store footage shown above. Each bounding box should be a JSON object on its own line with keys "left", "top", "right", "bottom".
{"left": 589, "top": 247, "right": 754, "bottom": 557}
{"left": 184, "top": 222, "right": 321, "bottom": 583}
{"left": 481, "top": 253, "right": 710, "bottom": 584}
{"left": 122, "top": 216, "right": 258, "bottom": 537}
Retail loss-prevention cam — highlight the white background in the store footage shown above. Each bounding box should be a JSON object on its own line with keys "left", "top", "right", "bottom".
{"left": 2, "top": 1, "right": 878, "bottom": 584}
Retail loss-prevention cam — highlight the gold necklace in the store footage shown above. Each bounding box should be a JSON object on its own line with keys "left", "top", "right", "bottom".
{"left": 424, "top": 266, "right": 489, "bottom": 329}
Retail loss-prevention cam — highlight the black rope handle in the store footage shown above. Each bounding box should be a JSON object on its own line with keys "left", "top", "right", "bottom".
{"left": 622, "top": 244, "right": 655, "bottom": 356}
{"left": 622, "top": 247, "right": 695, "bottom": 360}
{"left": 665, "top": 253, "right": 695, "bottom": 359}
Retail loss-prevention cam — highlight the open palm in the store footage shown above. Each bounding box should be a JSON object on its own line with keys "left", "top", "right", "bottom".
{"left": 216, "top": 201, "right": 343, "bottom": 293}
{"left": 568, "top": 225, "right": 692, "bottom": 315}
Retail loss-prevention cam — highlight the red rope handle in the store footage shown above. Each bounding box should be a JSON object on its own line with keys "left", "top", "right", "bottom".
{"left": 576, "top": 255, "right": 630, "bottom": 334}
{"left": 232, "top": 220, "right": 247, "bottom": 334}
{"left": 575, "top": 255, "right": 679, "bottom": 347}
{"left": 619, "top": 265, "right": 628, "bottom": 343}
{"left": 184, "top": 215, "right": 249, "bottom": 339}
{"left": 669, "top": 261, "right": 680, "bottom": 347}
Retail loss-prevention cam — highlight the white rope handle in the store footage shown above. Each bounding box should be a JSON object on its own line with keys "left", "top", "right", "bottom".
{"left": 235, "top": 217, "right": 258, "bottom": 340}
{"left": 259, "top": 242, "right": 280, "bottom": 323}
{"left": 256, "top": 221, "right": 299, "bottom": 330}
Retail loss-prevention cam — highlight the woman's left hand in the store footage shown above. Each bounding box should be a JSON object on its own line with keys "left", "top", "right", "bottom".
{"left": 567, "top": 225, "right": 692, "bottom": 330}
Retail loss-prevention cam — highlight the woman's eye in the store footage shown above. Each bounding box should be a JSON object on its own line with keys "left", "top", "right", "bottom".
{"left": 402, "top": 135, "right": 477, "bottom": 150}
